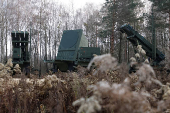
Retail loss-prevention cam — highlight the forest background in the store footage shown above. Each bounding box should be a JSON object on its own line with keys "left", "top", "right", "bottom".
{"left": 0, "top": 0, "right": 169, "bottom": 74}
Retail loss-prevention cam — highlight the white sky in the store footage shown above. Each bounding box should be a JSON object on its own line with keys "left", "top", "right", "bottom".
{"left": 56, "top": 0, "right": 151, "bottom": 13}
{"left": 57, "top": 0, "right": 105, "bottom": 10}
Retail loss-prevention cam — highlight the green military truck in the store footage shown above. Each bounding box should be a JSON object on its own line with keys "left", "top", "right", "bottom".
{"left": 46, "top": 29, "right": 100, "bottom": 72}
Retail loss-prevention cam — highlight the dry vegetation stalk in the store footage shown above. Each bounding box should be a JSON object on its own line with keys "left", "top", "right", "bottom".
{"left": 1, "top": 51, "right": 170, "bottom": 113}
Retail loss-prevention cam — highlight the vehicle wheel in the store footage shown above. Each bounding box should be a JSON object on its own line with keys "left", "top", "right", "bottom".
{"left": 68, "top": 63, "right": 74, "bottom": 71}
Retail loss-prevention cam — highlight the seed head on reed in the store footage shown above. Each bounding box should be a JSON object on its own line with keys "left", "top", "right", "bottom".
{"left": 135, "top": 53, "right": 140, "bottom": 58}
{"left": 72, "top": 95, "right": 101, "bottom": 113}
{"left": 87, "top": 54, "right": 118, "bottom": 75}
{"left": 134, "top": 63, "right": 162, "bottom": 86}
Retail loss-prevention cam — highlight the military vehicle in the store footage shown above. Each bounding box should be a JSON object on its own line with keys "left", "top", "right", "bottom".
{"left": 119, "top": 24, "right": 165, "bottom": 65}
{"left": 11, "top": 31, "right": 31, "bottom": 74}
{"left": 45, "top": 29, "right": 100, "bottom": 72}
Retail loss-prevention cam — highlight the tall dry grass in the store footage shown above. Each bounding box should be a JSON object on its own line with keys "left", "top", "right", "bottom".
{"left": 1, "top": 46, "right": 170, "bottom": 113}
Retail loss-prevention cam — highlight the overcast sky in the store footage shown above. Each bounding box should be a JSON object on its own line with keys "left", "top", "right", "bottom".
{"left": 56, "top": 0, "right": 150, "bottom": 12}
{"left": 57, "top": 0, "right": 105, "bottom": 10}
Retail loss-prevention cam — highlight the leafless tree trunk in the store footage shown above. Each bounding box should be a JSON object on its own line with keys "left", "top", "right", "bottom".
{"left": 6, "top": 20, "right": 7, "bottom": 62}
{"left": 1, "top": 16, "right": 4, "bottom": 63}
{"left": 119, "top": 32, "right": 122, "bottom": 63}
{"left": 48, "top": 29, "right": 51, "bottom": 60}
{"left": 39, "top": 0, "right": 42, "bottom": 75}
{"left": 110, "top": 0, "right": 115, "bottom": 56}
{"left": 169, "top": 12, "right": 170, "bottom": 49}
{"left": 124, "top": 39, "right": 127, "bottom": 62}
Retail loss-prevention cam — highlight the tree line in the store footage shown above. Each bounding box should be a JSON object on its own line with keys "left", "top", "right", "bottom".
{"left": 0, "top": 0, "right": 169, "bottom": 73}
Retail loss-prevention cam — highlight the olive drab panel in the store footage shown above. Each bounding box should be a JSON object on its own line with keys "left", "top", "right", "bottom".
{"left": 56, "top": 29, "right": 88, "bottom": 61}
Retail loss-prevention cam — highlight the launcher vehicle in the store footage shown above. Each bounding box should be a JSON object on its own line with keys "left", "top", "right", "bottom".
{"left": 119, "top": 24, "right": 165, "bottom": 65}
{"left": 45, "top": 29, "right": 100, "bottom": 72}
{"left": 11, "top": 31, "right": 31, "bottom": 74}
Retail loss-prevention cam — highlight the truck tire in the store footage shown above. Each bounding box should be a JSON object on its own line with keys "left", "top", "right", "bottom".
{"left": 68, "top": 63, "right": 74, "bottom": 71}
